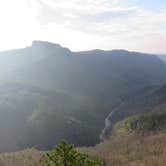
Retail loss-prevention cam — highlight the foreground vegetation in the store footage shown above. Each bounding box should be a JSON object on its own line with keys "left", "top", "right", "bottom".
{"left": 0, "top": 112, "right": 165, "bottom": 166}
{"left": 42, "top": 140, "right": 101, "bottom": 166}
{"left": 0, "top": 141, "right": 102, "bottom": 166}
{"left": 83, "top": 112, "right": 166, "bottom": 166}
{"left": 83, "top": 134, "right": 166, "bottom": 166}
{"left": 0, "top": 134, "right": 165, "bottom": 166}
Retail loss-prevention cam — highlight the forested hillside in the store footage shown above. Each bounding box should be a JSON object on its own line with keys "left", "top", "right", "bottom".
{"left": 84, "top": 112, "right": 166, "bottom": 166}
{"left": 0, "top": 41, "right": 166, "bottom": 151}
{"left": 0, "top": 112, "right": 165, "bottom": 166}
{"left": 101, "top": 83, "right": 166, "bottom": 139}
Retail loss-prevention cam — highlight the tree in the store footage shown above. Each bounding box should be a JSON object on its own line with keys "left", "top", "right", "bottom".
{"left": 42, "top": 140, "right": 102, "bottom": 166}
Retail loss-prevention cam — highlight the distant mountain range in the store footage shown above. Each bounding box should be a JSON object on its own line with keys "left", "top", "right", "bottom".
{"left": 0, "top": 41, "right": 166, "bottom": 151}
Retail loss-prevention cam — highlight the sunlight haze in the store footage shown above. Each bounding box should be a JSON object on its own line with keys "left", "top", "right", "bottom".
{"left": 0, "top": 0, "right": 166, "bottom": 53}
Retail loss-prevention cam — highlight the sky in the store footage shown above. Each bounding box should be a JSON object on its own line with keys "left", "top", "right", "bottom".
{"left": 0, "top": 0, "right": 166, "bottom": 53}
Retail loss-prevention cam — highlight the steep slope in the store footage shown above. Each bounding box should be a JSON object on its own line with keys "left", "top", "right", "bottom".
{"left": 113, "top": 112, "right": 166, "bottom": 136}
{"left": 84, "top": 112, "right": 166, "bottom": 166}
{"left": 20, "top": 48, "right": 166, "bottom": 101}
{"left": 0, "top": 82, "right": 72, "bottom": 152}
{"left": 101, "top": 83, "right": 166, "bottom": 139}
{"left": 0, "top": 41, "right": 166, "bottom": 151}
{"left": 0, "top": 112, "right": 165, "bottom": 166}
{"left": 0, "top": 82, "right": 106, "bottom": 152}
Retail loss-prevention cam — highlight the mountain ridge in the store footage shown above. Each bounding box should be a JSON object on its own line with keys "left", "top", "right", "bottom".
{"left": 0, "top": 41, "right": 165, "bottom": 151}
{"left": 0, "top": 40, "right": 162, "bottom": 57}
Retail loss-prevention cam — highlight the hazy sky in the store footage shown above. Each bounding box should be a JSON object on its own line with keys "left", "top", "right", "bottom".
{"left": 0, "top": 0, "right": 166, "bottom": 53}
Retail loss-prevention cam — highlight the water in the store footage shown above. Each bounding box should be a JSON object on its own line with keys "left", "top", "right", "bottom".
{"left": 100, "top": 110, "right": 116, "bottom": 141}
{"left": 100, "top": 102, "right": 124, "bottom": 141}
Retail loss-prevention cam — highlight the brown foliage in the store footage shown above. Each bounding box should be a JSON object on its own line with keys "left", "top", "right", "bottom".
{"left": 81, "top": 134, "right": 166, "bottom": 166}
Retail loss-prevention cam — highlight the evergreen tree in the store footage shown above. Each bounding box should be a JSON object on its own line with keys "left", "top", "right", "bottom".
{"left": 42, "top": 140, "right": 102, "bottom": 166}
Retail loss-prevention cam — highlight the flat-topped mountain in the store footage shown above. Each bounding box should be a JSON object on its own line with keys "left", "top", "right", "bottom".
{"left": 1, "top": 41, "right": 166, "bottom": 98}
{"left": 0, "top": 41, "right": 165, "bottom": 151}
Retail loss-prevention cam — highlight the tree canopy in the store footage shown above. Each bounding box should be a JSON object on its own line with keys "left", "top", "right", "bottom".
{"left": 42, "top": 140, "right": 102, "bottom": 166}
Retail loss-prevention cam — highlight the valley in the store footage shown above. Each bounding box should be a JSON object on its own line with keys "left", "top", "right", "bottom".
{"left": 0, "top": 41, "right": 165, "bottom": 165}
